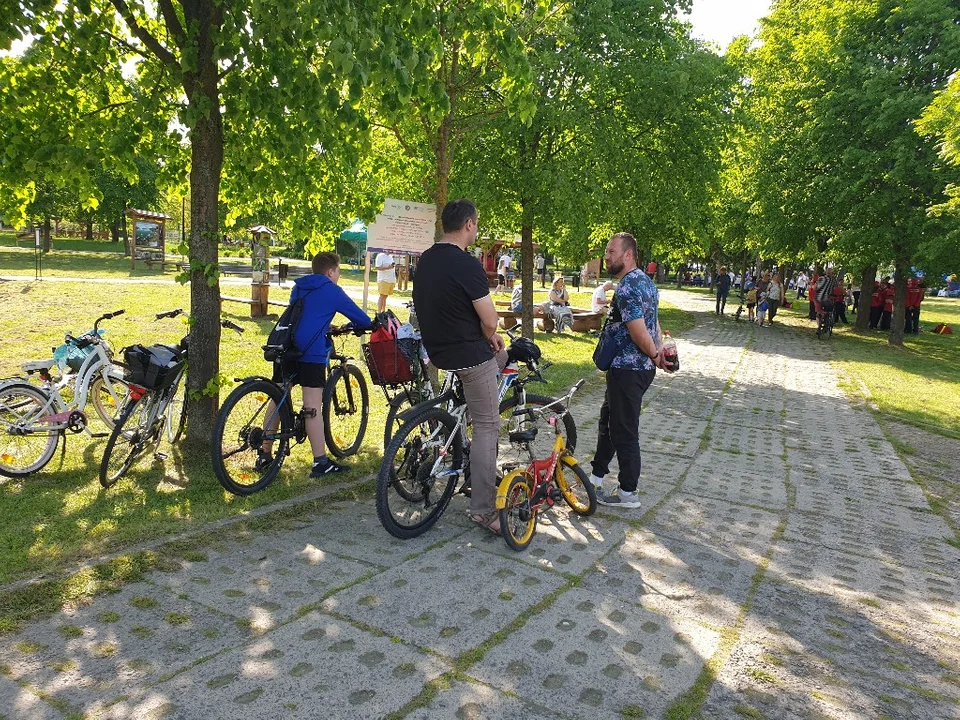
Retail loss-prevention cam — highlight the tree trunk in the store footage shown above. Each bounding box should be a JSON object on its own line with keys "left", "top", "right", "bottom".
{"left": 42, "top": 217, "right": 51, "bottom": 252}
{"left": 856, "top": 265, "right": 875, "bottom": 331}
{"left": 111, "top": 222, "right": 120, "bottom": 243}
{"left": 182, "top": 7, "right": 225, "bottom": 451}
{"left": 85, "top": 219, "right": 93, "bottom": 241}
{"left": 520, "top": 217, "right": 535, "bottom": 339}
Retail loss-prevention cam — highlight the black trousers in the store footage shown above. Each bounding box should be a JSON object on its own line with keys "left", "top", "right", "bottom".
{"left": 880, "top": 309, "right": 892, "bottom": 331}
{"left": 905, "top": 307, "right": 920, "bottom": 333}
{"left": 716, "top": 290, "right": 728, "bottom": 314}
{"left": 869, "top": 306, "right": 882, "bottom": 329}
{"left": 591, "top": 367, "right": 656, "bottom": 493}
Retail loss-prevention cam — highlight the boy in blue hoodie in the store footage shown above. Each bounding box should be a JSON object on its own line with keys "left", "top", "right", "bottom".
{"left": 267, "top": 251, "right": 372, "bottom": 476}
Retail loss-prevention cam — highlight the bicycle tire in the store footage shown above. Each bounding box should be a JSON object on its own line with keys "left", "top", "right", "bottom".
{"left": 377, "top": 406, "right": 462, "bottom": 539}
{"left": 555, "top": 456, "right": 597, "bottom": 516}
{"left": 165, "top": 371, "right": 188, "bottom": 444}
{"left": 100, "top": 396, "right": 154, "bottom": 487}
{"left": 498, "top": 469, "right": 537, "bottom": 551}
{"left": 211, "top": 380, "right": 291, "bottom": 496}
{"left": 89, "top": 363, "right": 131, "bottom": 429}
{"left": 0, "top": 382, "right": 59, "bottom": 477}
{"left": 498, "top": 392, "right": 577, "bottom": 460}
{"left": 323, "top": 363, "right": 369, "bottom": 458}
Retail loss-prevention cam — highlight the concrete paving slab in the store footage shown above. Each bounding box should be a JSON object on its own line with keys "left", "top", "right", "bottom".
{"left": 647, "top": 493, "right": 782, "bottom": 564}
{"left": 97, "top": 611, "right": 449, "bottom": 720}
{"left": 680, "top": 450, "right": 789, "bottom": 510}
{"left": 275, "top": 499, "right": 473, "bottom": 567}
{"left": 781, "top": 509, "right": 960, "bottom": 574}
{"left": 0, "top": 675, "right": 62, "bottom": 720}
{"left": 470, "top": 587, "right": 721, "bottom": 720}
{"left": 702, "top": 577, "right": 960, "bottom": 720}
{"left": 469, "top": 512, "right": 625, "bottom": 576}
{"left": 408, "top": 679, "right": 556, "bottom": 719}
{"left": 767, "top": 541, "right": 960, "bottom": 643}
{"left": 793, "top": 479, "right": 953, "bottom": 530}
{"left": 320, "top": 544, "right": 566, "bottom": 659}
{"left": 153, "top": 536, "right": 377, "bottom": 631}
{"left": 0, "top": 582, "right": 249, "bottom": 716}
{"left": 583, "top": 529, "right": 756, "bottom": 629}
{"left": 708, "top": 422, "right": 785, "bottom": 458}
{"left": 639, "top": 411, "right": 707, "bottom": 458}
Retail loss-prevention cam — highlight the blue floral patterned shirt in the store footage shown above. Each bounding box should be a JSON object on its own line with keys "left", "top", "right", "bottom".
{"left": 609, "top": 268, "right": 659, "bottom": 371}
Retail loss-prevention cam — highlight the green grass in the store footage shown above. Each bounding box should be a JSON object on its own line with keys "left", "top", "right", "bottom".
{"left": 0, "top": 270, "right": 696, "bottom": 589}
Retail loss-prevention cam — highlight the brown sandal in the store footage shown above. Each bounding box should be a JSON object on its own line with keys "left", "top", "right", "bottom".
{"left": 470, "top": 512, "right": 501, "bottom": 535}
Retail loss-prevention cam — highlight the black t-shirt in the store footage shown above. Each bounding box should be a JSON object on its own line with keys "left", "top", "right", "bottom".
{"left": 413, "top": 243, "right": 493, "bottom": 370}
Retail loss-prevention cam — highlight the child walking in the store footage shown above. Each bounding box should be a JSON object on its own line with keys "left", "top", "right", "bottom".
{"left": 745, "top": 282, "right": 758, "bottom": 323}
{"left": 757, "top": 292, "right": 769, "bottom": 328}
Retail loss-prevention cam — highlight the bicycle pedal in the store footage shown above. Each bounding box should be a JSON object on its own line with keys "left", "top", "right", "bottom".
{"left": 153, "top": 452, "right": 169, "bottom": 461}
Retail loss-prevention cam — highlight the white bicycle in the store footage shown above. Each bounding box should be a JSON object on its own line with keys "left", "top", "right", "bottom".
{"left": 0, "top": 310, "right": 131, "bottom": 477}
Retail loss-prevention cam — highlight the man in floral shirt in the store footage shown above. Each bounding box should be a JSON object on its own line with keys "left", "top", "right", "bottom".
{"left": 589, "top": 232, "right": 665, "bottom": 509}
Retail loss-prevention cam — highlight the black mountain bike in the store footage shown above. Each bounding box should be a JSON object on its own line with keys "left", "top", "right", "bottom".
{"left": 211, "top": 327, "right": 369, "bottom": 495}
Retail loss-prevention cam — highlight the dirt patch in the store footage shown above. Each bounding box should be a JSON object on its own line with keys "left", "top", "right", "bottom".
{"left": 880, "top": 418, "right": 960, "bottom": 537}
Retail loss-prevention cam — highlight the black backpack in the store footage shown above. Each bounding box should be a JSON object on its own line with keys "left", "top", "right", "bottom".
{"left": 262, "top": 289, "right": 316, "bottom": 363}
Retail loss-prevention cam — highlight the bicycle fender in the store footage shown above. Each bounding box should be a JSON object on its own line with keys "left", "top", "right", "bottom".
{"left": 495, "top": 468, "right": 534, "bottom": 510}
{"left": 234, "top": 375, "right": 274, "bottom": 384}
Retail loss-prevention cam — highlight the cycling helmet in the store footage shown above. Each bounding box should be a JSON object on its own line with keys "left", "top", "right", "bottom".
{"left": 507, "top": 337, "right": 542, "bottom": 364}
{"left": 745, "top": 281, "right": 755, "bottom": 291}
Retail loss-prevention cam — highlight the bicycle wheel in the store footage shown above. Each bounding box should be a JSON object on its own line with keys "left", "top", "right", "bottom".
{"left": 323, "top": 363, "right": 369, "bottom": 458}
{"left": 211, "top": 380, "right": 291, "bottom": 496}
{"left": 555, "top": 456, "right": 597, "bottom": 516}
{"left": 0, "top": 382, "right": 59, "bottom": 477}
{"left": 498, "top": 392, "right": 578, "bottom": 460}
{"left": 377, "top": 406, "right": 462, "bottom": 539}
{"left": 165, "top": 372, "right": 188, "bottom": 444}
{"left": 89, "top": 363, "right": 131, "bottom": 429}
{"left": 100, "top": 395, "right": 157, "bottom": 487}
{"left": 498, "top": 469, "right": 537, "bottom": 551}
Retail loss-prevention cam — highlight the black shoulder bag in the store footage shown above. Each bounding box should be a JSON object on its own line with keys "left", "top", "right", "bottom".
{"left": 592, "top": 285, "right": 629, "bottom": 371}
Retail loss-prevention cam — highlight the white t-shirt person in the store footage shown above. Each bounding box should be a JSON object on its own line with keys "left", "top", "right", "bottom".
{"left": 375, "top": 252, "right": 396, "bottom": 284}
{"left": 592, "top": 281, "right": 614, "bottom": 313}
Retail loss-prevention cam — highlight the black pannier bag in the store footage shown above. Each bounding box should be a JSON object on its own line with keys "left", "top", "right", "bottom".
{"left": 123, "top": 344, "right": 184, "bottom": 390}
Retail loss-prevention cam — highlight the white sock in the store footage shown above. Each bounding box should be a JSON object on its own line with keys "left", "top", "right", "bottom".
{"left": 590, "top": 474, "right": 604, "bottom": 488}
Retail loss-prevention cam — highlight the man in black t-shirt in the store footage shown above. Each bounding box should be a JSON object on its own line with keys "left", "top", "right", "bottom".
{"left": 414, "top": 199, "right": 507, "bottom": 534}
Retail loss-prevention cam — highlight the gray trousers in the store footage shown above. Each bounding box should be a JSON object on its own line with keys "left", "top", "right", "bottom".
{"left": 457, "top": 349, "right": 508, "bottom": 515}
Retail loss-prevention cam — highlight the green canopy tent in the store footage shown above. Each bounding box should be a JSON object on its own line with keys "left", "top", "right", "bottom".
{"left": 337, "top": 220, "right": 366, "bottom": 264}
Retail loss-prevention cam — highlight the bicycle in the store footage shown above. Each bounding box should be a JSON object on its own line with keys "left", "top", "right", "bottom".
{"left": 211, "top": 326, "right": 369, "bottom": 496}
{"left": 99, "top": 310, "right": 244, "bottom": 488}
{"left": 816, "top": 300, "right": 835, "bottom": 339}
{"left": 0, "top": 310, "right": 131, "bottom": 477}
{"left": 496, "top": 379, "right": 596, "bottom": 551}
{"left": 375, "top": 334, "right": 577, "bottom": 539}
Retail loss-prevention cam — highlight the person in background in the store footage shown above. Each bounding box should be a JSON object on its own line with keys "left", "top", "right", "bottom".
{"left": 905, "top": 278, "right": 924, "bottom": 333}
{"left": 716, "top": 265, "right": 731, "bottom": 315}
{"left": 745, "top": 281, "right": 758, "bottom": 323}
{"left": 807, "top": 271, "right": 819, "bottom": 320}
{"left": 757, "top": 292, "right": 769, "bottom": 327}
{"left": 796, "top": 270, "right": 809, "bottom": 300}
{"left": 592, "top": 280, "right": 615, "bottom": 314}
{"left": 646, "top": 259, "right": 657, "bottom": 280}
{"left": 495, "top": 253, "right": 509, "bottom": 295}
{"left": 766, "top": 273, "right": 784, "bottom": 325}
{"left": 831, "top": 282, "right": 848, "bottom": 324}
{"left": 880, "top": 277, "right": 895, "bottom": 331}
{"left": 869, "top": 280, "right": 884, "bottom": 329}
{"left": 395, "top": 254, "right": 409, "bottom": 291}
{"left": 536, "top": 253, "right": 546, "bottom": 287}
{"left": 850, "top": 280, "right": 861, "bottom": 315}
{"left": 375, "top": 251, "right": 396, "bottom": 313}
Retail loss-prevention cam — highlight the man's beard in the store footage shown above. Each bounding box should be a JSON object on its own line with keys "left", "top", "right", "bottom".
{"left": 607, "top": 260, "right": 624, "bottom": 276}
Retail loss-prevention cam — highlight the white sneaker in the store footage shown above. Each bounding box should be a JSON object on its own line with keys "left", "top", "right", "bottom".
{"left": 597, "top": 489, "right": 642, "bottom": 509}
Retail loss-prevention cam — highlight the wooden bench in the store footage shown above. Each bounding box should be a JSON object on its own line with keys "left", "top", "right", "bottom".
{"left": 570, "top": 309, "right": 603, "bottom": 332}
{"left": 496, "top": 306, "right": 555, "bottom": 332}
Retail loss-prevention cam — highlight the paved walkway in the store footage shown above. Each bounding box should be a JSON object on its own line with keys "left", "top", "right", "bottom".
{"left": 2, "top": 289, "right": 958, "bottom": 719}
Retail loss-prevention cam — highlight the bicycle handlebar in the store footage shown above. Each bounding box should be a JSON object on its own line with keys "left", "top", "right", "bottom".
{"left": 329, "top": 325, "right": 369, "bottom": 337}
{"left": 92, "top": 309, "right": 125, "bottom": 334}
{"left": 156, "top": 308, "right": 185, "bottom": 320}
{"left": 221, "top": 319, "right": 244, "bottom": 334}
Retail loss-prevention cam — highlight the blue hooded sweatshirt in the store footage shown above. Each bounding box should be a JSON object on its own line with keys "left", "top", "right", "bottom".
{"left": 290, "top": 274, "right": 372, "bottom": 364}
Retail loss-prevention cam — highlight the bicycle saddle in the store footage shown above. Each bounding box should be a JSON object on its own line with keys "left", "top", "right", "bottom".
{"left": 22, "top": 359, "right": 55, "bottom": 373}
{"left": 509, "top": 427, "right": 538, "bottom": 444}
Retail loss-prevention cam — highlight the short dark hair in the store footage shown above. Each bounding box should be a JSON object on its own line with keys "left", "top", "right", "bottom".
{"left": 312, "top": 251, "right": 340, "bottom": 275}
{"left": 441, "top": 199, "right": 477, "bottom": 233}
{"left": 610, "top": 232, "right": 638, "bottom": 264}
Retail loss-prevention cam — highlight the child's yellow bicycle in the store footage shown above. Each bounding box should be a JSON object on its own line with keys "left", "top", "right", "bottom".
{"left": 496, "top": 379, "right": 596, "bottom": 550}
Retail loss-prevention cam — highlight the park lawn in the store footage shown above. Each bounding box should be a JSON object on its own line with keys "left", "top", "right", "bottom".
{"left": 0, "top": 278, "right": 693, "bottom": 589}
